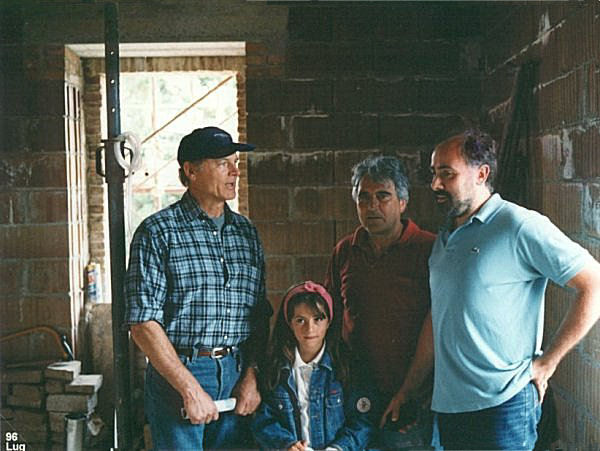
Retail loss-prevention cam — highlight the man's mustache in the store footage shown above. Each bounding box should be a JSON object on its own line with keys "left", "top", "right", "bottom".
{"left": 434, "top": 190, "right": 451, "bottom": 198}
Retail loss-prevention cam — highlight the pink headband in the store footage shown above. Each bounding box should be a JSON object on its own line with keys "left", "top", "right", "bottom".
{"left": 282, "top": 281, "right": 334, "bottom": 323}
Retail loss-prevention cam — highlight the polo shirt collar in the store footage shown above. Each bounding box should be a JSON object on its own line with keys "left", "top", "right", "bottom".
{"left": 472, "top": 192, "right": 503, "bottom": 224}
{"left": 180, "top": 190, "right": 236, "bottom": 226}
{"left": 441, "top": 193, "right": 503, "bottom": 232}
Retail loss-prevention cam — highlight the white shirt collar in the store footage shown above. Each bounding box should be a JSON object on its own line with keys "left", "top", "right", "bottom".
{"left": 293, "top": 342, "right": 326, "bottom": 370}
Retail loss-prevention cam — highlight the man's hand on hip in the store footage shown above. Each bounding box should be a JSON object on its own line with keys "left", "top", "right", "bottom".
{"left": 232, "top": 366, "right": 261, "bottom": 415}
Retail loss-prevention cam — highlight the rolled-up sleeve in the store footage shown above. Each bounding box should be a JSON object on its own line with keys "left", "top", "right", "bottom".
{"left": 124, "top": 224, "right": 168, "bottom": 327}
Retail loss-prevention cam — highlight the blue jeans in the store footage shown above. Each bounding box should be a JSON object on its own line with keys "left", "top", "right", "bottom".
{"left": 437, "top": 382, "right": 542, "bottom": 450}
{"left": 145, "top": 351, "right": 250, "bottom": 450}
{"left": 369, "top": 393, "right": 435, "bottom": 450}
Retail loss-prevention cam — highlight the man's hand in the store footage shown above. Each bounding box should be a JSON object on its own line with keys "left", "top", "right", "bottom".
{"left": 182, "top": 386, "right": 219, "bottom": 424}
{"left": 287, "top": 440, "right": 308, "bottom": 451}
{"left": 379, "top": 389, "right": 410, "bottom": 430}
{"left": 531, "top": 356, "right": 556, "bottom": 404}
{"left": 232, "top": 367, "right": 261, "bottom": 416}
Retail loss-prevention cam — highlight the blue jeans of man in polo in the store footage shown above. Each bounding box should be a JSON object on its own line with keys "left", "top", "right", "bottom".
{"left": 145, "top": 351, "right": 250, "bottom": 450}
{"left": 437, "top": 382, "right": 542, "bottom": 450}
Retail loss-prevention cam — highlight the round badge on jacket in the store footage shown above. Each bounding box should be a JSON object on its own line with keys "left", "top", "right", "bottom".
{"left": 356, "top": 397, "right": 371, "bottom": 413}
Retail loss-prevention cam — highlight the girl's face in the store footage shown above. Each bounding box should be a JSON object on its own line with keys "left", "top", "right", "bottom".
{"left": 289, "top": 302, "right": 330, "bottom": 360}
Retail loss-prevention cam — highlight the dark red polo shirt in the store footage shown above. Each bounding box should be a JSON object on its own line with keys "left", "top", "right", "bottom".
{"left": 324, "top": 219, "right": 435, "bottom": 394}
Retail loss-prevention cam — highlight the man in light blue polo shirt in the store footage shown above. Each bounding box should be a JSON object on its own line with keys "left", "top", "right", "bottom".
{"left": 424, "top": 130, "right": 600, "bottom": 450}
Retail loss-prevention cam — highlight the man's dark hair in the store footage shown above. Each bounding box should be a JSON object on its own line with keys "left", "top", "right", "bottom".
{"left": 460, "top": 129, "right": 498, "bottom": 191}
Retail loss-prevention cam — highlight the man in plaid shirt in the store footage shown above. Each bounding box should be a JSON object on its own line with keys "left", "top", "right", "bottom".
{"left": 125, "top": 127, "right": 272, "bottom": 449}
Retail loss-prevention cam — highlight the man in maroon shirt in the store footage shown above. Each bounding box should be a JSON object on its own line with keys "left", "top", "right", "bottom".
{"left": 324, "top": 155, "right": 435, "bottom": 450}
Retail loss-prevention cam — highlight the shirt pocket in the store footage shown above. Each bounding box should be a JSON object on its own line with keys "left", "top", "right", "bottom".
{"left": 325, "top": 388, "right": 345, "bottom": 430}
{"left": 227, "top": 263, "right": 262, "bottom": 307}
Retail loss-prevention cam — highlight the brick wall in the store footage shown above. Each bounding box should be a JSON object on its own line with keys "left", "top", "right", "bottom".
{"left": 481, "top": 2, "right": 600, "bottom": 447}
{"left": 247, "top": 4, "right": 482, "bottom": 309}
{"left": 0, "top": 40, "right": 85, "bottom": 359}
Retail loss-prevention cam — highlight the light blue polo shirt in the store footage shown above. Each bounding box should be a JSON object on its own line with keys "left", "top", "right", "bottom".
{"left": 429, "top": 194, "right": 592, "bottom": 413}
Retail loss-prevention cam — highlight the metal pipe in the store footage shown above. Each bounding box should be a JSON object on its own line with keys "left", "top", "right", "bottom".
{"left": 104, "top": 2, "right": 132, "bottom": 449}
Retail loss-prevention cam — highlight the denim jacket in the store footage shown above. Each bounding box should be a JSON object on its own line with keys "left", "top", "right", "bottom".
{"left": 252, "top": 351, "right": 374, "bottom": 450}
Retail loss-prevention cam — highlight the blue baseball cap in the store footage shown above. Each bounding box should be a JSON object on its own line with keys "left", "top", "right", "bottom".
{"left": 177, "top": 127, "right": 255, "bottom": 165}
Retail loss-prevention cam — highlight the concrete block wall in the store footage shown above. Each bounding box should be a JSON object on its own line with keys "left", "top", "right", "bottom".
{"left": 0, "top": 38, "right": 86, "bottom": 358}
{"left": 481, "top": 2, "right": 600, "bottom": 447}
{"left": 246, "top": 4, "right": 481, "bottom": 308}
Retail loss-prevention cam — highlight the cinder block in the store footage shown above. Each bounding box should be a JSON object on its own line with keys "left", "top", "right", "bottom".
{"left": 285, "top": 42, "right": 333, "bottom": 78}
{"left": 542, "top": 183, "right": 583, "bottom": 234}
{"left": 11, "top": 384, "right": 44, "bottom": 402}
{"left": 0, "top": 192, "right": 26, "bottom": 225}
{"left": 0, "top": 261, "right": 23, "bottom": 295}
{"left": 15, "top": 428, "right": 48, "bottom": 444}
{"left": 45, "top": 377, "right": 66, "bottom": 394}
{"left": 287, "top": 152, "right": 334, "bottom": 186}
{"left": 572, "top": 125, "right": 600, "bottom": 180}
{"left": 248, "top": 152, "right": 291, "bottom": 186}
{"left": 65, "top": 374, "right": 103, "bottom": 395}
{"left": 46, "top": 393, "right": 97, "bottom": 413}
{"left": 291, "top": 116, "right": 334, "bottom": 149}
{"left": 51, "top": 431, "right": 65, "bottom": 444}
{"left": 332, "top": 42, "right": 373, "bottom": 76}
{"left": 0, "top": 225, "right": 69, "bottom": 258}
{"left": 27, "top": 190, "right": 68, "bottom": 224}
{"left": 49, "top": 411, "right": 66, "bottom": 433}
{"left": 246, "top": 79, "right": 282, "bottom": 113}
{"left": 7, "top": 394, "right": 42, "bottom": 409}
{"left": 294, "top": 256, "right": 330, "bottom": 284}
{"left": 248, "top": 186, "right": 289, "bottom": 221}
{"left": 45, "top": 361, "right": 81, "bottom": 382}
{"left": 584, "top": 183, "right": 600, "bottom": 240}
{"left": 333, "top": 150, "right": 375, "bottom": 186}
{"left": 247, "top": 114, "right": 287, "bottom": 149}
{"left": 1, "top": 407, "right": 15, "bottom": 419}
{"left": 333, "top": 78, "right": 374, "bottom": 113}
{"left": 265, "top": 257, "right": 293, "bottom": 292}
{"left": 281, "top": 80, "right": 333, "bottom": 114}
{"left": 0, "top": 296, "right": 71, "bottom": 334}
{"left": 372, "top": 79, "right": 418, "bottom": 114}
{"left": 2, "top": 369, "right": 43, "bottom": 384}
{"left": 292, "top": 187, "right": 354, "bottom": 221}
{"left": 333, "top": 114, "right": 378, "bottom": 149}
{"left": 13, "top": 408, "right": 47, "bottom": 430}
{"left": 255, "top": 221, "right": 335, "bottom": 255}
{"left": 379, "top": 115, "right": 465, "bottom": 148}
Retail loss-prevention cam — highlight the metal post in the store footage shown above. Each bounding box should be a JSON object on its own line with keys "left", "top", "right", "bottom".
{"left": 103, "top": 2, "right": 132, "bottom": 449}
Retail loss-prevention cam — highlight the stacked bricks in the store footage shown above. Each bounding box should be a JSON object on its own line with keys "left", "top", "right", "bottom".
{"left": 1, "top": 368, "right": 48, "bottom": 447}
{"left": 0, "top": 361, "right": 103, "bottom": 449}
{"left": 45, "top": 361, "right": 102, "bottom": 448}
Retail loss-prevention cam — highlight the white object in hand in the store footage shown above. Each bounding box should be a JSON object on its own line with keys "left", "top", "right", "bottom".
{"left": 180, "top": 398, "right": 237, "bottom": 420}
{"left": 214, "top": 398, "right": 237, "bottom": 412}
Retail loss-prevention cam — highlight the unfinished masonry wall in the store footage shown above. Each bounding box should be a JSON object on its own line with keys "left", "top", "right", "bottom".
{"left": 247, "top": 4, "right": 482, "bottom": 306}
{"left": 481, "top": 2, "right": 600, "bottom": 447}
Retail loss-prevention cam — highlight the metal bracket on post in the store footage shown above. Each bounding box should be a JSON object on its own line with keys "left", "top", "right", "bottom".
{"left": 96, "top": 137, "right": 127, "bottom": 179}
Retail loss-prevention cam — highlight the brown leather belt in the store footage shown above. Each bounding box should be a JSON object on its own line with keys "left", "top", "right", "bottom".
{"left": 175, "top": 346, "right": 238, "bottom": 359}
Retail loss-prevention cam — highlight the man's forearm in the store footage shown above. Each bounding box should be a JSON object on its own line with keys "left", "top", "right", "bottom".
{"left": 130, "top": 320, "right": 202, "bottom": 397}
{"left": 538, "top": 262, "right": 600, "bottom": 373}
{"left": 399, "top": 311, "right": 434, "bottom": 398}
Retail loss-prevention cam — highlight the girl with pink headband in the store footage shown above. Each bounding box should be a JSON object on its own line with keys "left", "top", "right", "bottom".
{"left": 252, "top": 281, "right": 374, "bottom": 450}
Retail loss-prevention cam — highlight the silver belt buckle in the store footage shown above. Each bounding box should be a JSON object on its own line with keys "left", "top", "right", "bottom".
{"left": 210, "top": 346, "right": 225, "bottom": 359}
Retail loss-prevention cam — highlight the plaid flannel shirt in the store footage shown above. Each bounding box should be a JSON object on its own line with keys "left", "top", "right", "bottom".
{"left": 124, "top": 191, "right": 271, "bottom": 353}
